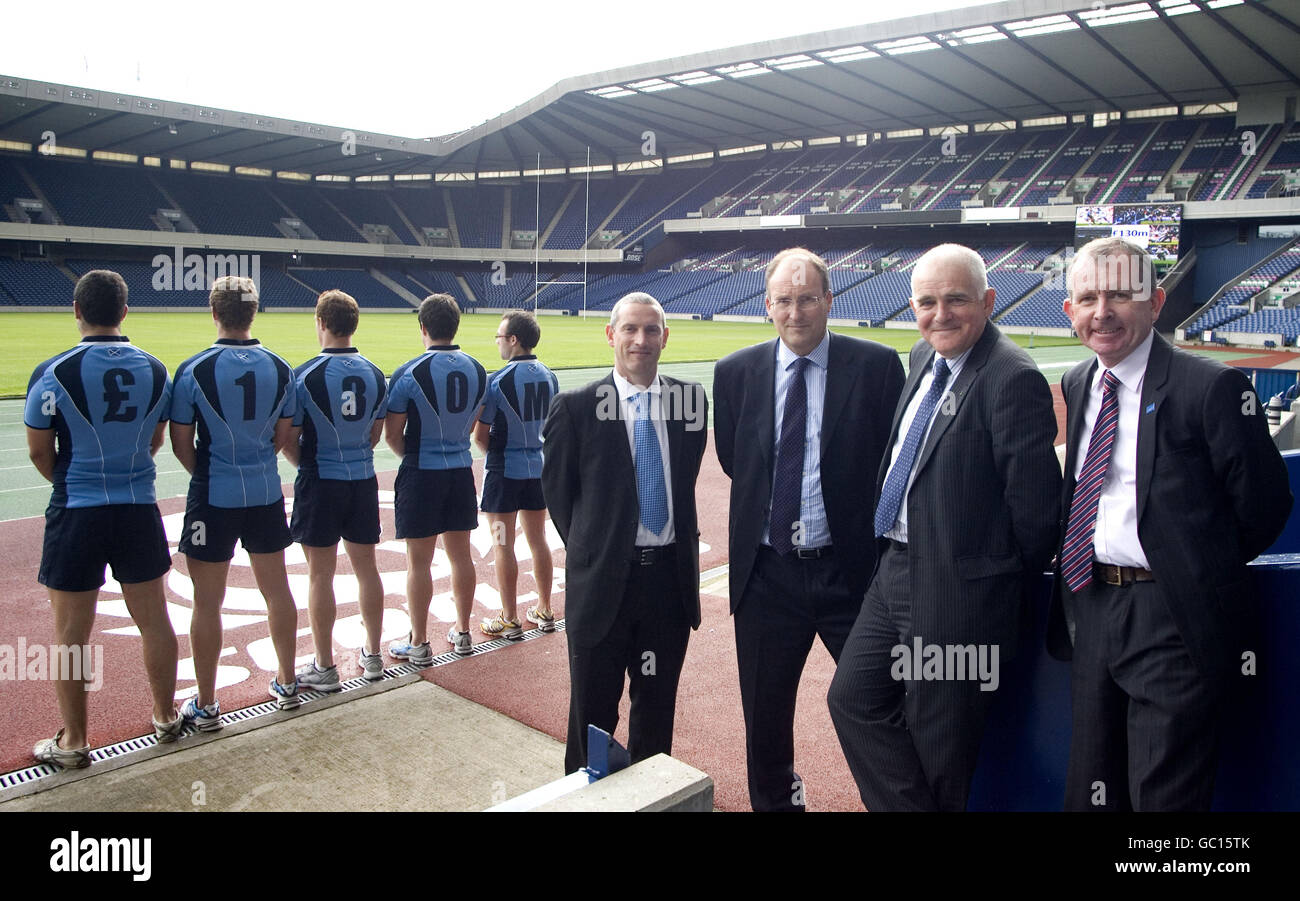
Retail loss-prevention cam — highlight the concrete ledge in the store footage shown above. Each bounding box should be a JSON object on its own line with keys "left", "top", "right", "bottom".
{"left": 531, "top": 754, "right": 713, "bottom": 812}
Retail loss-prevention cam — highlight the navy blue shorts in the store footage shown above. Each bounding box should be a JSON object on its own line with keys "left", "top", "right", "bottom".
{"left": 394, "top": 465, "right": 478, "bottom": 539}
{"left": 291, "top": 473, "right": 381, "bottom": 547}
{"left": 179, "top": 494, "right": 292, "bottom": 562}
{"left": 481, "top": 471, "right": 546, "bottom": 514}
{"left": 39, "top": 504, "right": 172, "bottom": 592}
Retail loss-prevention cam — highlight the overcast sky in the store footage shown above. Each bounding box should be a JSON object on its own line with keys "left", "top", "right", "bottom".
{"left": 3, "top": 0, "right": 989, "bottom": 138}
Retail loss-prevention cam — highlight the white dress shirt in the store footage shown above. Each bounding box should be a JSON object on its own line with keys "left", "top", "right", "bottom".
{"left": 1071, "top": 329, "right": 1154, "bottom": 569}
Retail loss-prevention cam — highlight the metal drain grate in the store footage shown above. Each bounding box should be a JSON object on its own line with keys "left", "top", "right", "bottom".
{"left": 0, "top": 618, "right": 566, "bottom": 794}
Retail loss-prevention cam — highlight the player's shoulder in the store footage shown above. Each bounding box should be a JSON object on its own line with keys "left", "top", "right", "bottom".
{"left": 174, "top": 344, "right": 219, "bottom": 380}
{"left": 27, "top": 346, "right": 83, "bottom": 392}
{"left": 255, "top": 344, "right": 294, "bottom": 374}
{"left": 132, "top": 344, "right": 169, "bottom": 371}
{"left": 389, "top": 353, "right": 423, "bottom": 383}
{"left": 294, "top": 354, "right": 325, "bottom": 378}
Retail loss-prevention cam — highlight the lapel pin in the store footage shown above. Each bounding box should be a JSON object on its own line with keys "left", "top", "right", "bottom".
{"left": 1145, "top": 403, "right": 1155, "bottom": 414}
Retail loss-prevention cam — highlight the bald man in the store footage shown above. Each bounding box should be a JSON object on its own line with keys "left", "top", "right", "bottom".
{"left": 827, "top": 243, "right": 1061, "bottom": 811}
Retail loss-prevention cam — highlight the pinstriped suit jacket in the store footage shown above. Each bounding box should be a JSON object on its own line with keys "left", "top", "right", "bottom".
{"left": 1047, "top": 332, "right": 1292, "bottom": 677}
{"left": 877, "top": 323, "right": 1061, "bottom": 653}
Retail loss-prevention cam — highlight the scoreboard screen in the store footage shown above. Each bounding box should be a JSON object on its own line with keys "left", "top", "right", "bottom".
{"left": 1074, "top": 203, "right": 1182, "bottom": 266}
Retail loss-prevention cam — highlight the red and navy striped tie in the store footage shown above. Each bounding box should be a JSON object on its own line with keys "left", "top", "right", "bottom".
{"left": 1061, "top": 369, "right": 1121, "bottom": 592}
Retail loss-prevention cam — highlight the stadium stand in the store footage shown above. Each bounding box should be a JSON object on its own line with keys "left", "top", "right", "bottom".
{"left": 154, "top": 171, "right": 286, "bottom": 238}
{"left": 4, "top": 114, "right": 1288, "bottom": 257}
{"left": 23, "top": 158, "right": 170, "bottom": 231}
{"left": 289, "top": 269, "right": 411, "bottom": 308}
{"left": 266, "top": 181, "right": 360, "bottom": 242}
{"left": 0, "top": 257, "right": 73, "bottom": 305}
{"left": 328, "top": 187, "right": 421, "bottom": 244}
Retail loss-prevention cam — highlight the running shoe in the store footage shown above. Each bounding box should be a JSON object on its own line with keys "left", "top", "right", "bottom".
{"left": 181, "top": 696, "right": 223, "bottom": 732}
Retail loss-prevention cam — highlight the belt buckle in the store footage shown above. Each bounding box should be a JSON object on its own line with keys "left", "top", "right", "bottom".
{"left": 638, "top": 547, "right": 656, "bottom": 566}
{"left": 795, "top": 547, "right": 816, "bottom": 560}
{"left": 1099, "top": 564, "right": 1123, "bottom": 586}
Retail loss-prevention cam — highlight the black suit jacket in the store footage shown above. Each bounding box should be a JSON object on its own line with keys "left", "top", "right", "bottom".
{"left": 1048, "top": 332, "right": 1292, "bottom": 676}
{"left": 878, "top": 324, "right": 1061, "bottom": 651}
{"left": 713, "top": 332, "right": 905, "bottom": 609}
{"left": 541, "top": 373, "right": 708, "bottom": 646}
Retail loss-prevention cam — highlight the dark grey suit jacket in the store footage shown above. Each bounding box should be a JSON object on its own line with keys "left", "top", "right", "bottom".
{"left": 1048, "top": 332, "right": 1292, "bottom": 676}
{"left": 713, "top": 332, "right": 905, "bottom": 609}
{"left": 878, "top": 323, "right": 1061, "bottom": 652}
{"left": 541, "top": 372, "right": 708, "bottom": 646}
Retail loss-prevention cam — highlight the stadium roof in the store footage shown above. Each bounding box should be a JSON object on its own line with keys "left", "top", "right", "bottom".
{"left": 2, "top": 0, "right": 1297, "bottom": 178}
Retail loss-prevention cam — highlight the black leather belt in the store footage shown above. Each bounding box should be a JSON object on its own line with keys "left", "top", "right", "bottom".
{"left": 1093, "top": 562, "right": 1155, "bottom": 586}
{"left": 635, "top": 545, "right": 675, "bottom": 566}
{"left": 761, "top": 544, "right": 833, "bottom": 560}
{"left": 792, "top": 546, "right": 832, "bottom": 560}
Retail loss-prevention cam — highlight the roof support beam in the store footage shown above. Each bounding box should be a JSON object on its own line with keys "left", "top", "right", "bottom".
{"left": 1200, "top": 5, "right": 1300, "bottom": 89}
{"left": 883, "top": 47, "right": 1019, "bottom": 122}
{"left": 993, "top": 25, "right": 1109, "bottom": 106}
{"left": 1064, "top": 13, "right": 1178, "bottom": 106}
{"left": 941, "top": 44, "right": 1066, "bottom": 117}
{"left": 1154, "top": 5, "right": 1238, "bottom": 98}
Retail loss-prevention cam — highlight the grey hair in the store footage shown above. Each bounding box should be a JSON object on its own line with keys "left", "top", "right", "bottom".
{"left": 911, "top": 243, "right": 988, "bottom": 297}
{"left": 609, "top": 292, "right": 665, "bottom": 329}
{"left": 1067, "top": 237, "right": 1155, "bottom": 299}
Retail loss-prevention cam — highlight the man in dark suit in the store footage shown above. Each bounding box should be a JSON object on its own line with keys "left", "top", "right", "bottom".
{"left": 827, "top": 243, "right": 1061, "bottom": 811}
{"left": 1049, "top": 237, "right": 1291, "bottom": 811}
{"left": 542, "top": 292, "right": 708, "bottom": 774}
{"left": 714, "top": 248, "right": 904, "bottom": 811}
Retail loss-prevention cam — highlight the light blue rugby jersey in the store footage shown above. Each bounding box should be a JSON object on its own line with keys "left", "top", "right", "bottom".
{"left": 480, "top": 355, "right": 559, "bottom": 479}
{"left": 387, "top": 345, "right": 487, "bottom": 470}
{"left": 24, "top": 336, "right": 171, "bottom": 508}
{"left": 170, "top": 338, "right": 297, "bottom": 508}
{"left": 292, "top": 348, "right": 388, "bottom": 480}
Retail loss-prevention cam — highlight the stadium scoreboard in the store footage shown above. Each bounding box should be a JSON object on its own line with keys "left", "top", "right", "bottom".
{"left": 1074, "top": 203, "right": 1183, "bottom": 267}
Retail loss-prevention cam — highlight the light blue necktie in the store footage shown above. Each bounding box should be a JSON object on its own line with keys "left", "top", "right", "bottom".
{"left": 874, "top": 357, "right": 950, "bottom": 538}
{"left": 631, "top": 391, "right": 669, "bottom": 535}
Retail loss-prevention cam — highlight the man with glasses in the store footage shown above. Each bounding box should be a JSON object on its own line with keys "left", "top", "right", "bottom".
{"left": 714, "top": 247, "right": 904, "bottom": 811}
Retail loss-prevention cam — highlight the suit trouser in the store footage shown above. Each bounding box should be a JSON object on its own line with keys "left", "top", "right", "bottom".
{"left": 564, "top": 554, "right": 689, "bottom": 775}
{"left": 1063, "top": 577, "right": 1222, "bottom": 811}
{"left": 734, "top": 546, "right": 859, "bottom": 812}
{"left": 828, "top": 542, "right": 997, "bottom": 811}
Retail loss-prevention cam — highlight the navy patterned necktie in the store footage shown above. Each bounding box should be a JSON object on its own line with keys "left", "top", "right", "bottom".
{"left": 874, "top": 356, "right": 950, "bottom": 538}
{"left": 770, "top": 357, "right": 809, "bottom": 555}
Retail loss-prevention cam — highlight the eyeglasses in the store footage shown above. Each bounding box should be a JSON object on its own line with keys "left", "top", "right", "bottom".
{"left": 494, "top": 333, "right": 509, "bottom": 339}
{"left": 770, "top": 296, "right": 826, "bottom": 311}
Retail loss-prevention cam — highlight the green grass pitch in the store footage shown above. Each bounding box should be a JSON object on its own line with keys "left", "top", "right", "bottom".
{"left": 2, "top": 310, "right": 1080, "bottom": 397}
